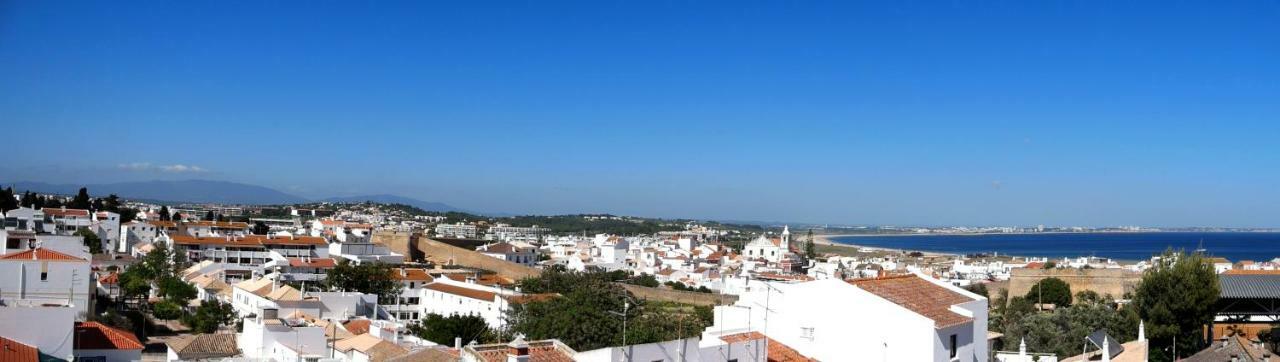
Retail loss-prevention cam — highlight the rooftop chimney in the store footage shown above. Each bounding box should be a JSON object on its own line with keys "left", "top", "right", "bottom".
{"left": 506, "top": 336, "right": 530, "bottom": 362}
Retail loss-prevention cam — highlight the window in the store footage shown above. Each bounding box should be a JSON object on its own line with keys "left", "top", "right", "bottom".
{"left": 40, "top": 272, "right": 48, "bottom": 281}
{"left": 949, "top": 334, "right": 957, "bottom": 359}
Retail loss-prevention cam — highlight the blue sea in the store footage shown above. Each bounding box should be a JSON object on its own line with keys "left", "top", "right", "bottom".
{"left": 828, "top": 232, "right": 1280, "bottom": 262}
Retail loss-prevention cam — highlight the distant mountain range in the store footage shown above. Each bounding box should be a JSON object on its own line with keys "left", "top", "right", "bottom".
{"left": 318, "top": 194, "right": 465, "bottom": 212}
{"left": 2, "top": 180, "right": 468, "bottom": 213}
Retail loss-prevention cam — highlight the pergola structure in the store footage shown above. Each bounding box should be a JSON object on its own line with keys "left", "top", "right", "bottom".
{"left": 1209, "top": 274, "right": 1280, "bottom": 342}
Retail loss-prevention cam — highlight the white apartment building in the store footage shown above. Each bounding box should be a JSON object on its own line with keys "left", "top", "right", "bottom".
{"left": 434, "top": 222, "right": 478, "bottom": 238}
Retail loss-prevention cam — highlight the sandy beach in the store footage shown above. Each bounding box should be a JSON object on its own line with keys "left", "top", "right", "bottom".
{"left": 812, "top": 234, "right": 959, "bottom": 257}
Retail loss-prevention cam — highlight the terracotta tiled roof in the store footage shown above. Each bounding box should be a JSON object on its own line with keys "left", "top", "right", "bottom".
{"left": 75, "top": 321, "right": 145, "bottom": 350}
{"left": 99, "top": 272, "right": 120, "bottom": 285}
{"left": 719, "top": 332, "right": 816, "bottom": 362}
{"left": 147, "top": 221, "right": 178, "bottom": 228}
{"left": 344, "top": 319, "right": 372, "bottom": 335}
{"left": 0, "top": 336, "right": 38, "bottom": 362}
{"left": 849, "top": 275, "right": 976, "bottom": 328}
{"left": 390, "top": 268, "right": 435, "bottom": 282}
{"left": 1023, "top": 262, "right": 1045, "bottom": 269}
{"left": 288, "top": 258, "right": 337, "bottom": 268}
{"left": 170, "top": 235, "right": 265, "bottom": 247}
{"left": 468, "top": 340, "right": 575, "bottom": 362}
{"left": 242, "top": 234, "right": 328, "bottom": 246}
{"left": 166, "top": 334, "right": 240, "bottom": 360}
{"left": 443, "top": 274, "right": 512, "bottom": 286}
{"left": 0, "top": 248, "right": 86, "bottom": 262}
{"left": 386, "top": 347, "right": 460, "bottom": 362}
{"left": 423, "top": 283, "right": 497, "bottom": 301}
{"left": 42, "top": 208, "right": 90, "bottom": 217}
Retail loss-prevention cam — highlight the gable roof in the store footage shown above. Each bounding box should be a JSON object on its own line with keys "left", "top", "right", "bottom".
{"left": 0, "top": 248, "right": 86, "bottom": 262}
{"left": 166, "top": 334, "right": 240, "bottom": 360}
{"left": 390, "top": 268, "right": 435, "bottom": 282}
{"left": 99, "top": 272, "right": 120, "bottom": 285}
{"left": 386, "top": 347, "right": 459, "bottom": 362}
{"left": 334, "top": 334, "right": 388, "bottom": 353}
{"left": 0, "top": 336, "right": 38, "bottom": 362}
{"left": 849, "top": 275, "right": 976, "bottom": 328}
{"left": 75, "top": 322, "right": 145, "bottom": 350}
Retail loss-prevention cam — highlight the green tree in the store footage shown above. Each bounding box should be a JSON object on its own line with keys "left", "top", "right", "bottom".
{"left": 159, "top": 206, "right": 171, "bottom": 221}
{"left": 118, "top": 208, "right": 139, "bottom": 224}
{"left": 252, "top": 221, "right": 271, "bottom": 235}
{"left": 153, "top": 300, "right": 182, "bottom": 320}
{"left": 804, "top": 229, "right": 817, "bottom": 259}
{"left": 324, "top": 259, "right": 402, "bottom": 300}
{"left": 118, "top": 267, "right": 152, "bottom": 306}
{"left": 1132, "top": 250, "right": 1219, "bottom": 362}
{"left": 70, "top": 187, "right": 92, "bottom": 209}
{"left": 965, "top": 283, "right": 989, "bottom": 298}
{"left": 74, "top": 228, "right": 103, "bottom": 254}
{"left": 0, "top": 187, "right": 18, "bottom": 212}
{"left": 1026, "top": 277, "right": 1072, "bottom": 308}
{"left": 508, "top": 267, "right": 710, "bottom": 351}
{"left": 409, "top": 313, "right": 494, "bottom": 345}
{"left": 186, "top": 300, "right": 236, "bottom": 333}
{"left": 158, "top": 276, "right": 198, "bottom": 304}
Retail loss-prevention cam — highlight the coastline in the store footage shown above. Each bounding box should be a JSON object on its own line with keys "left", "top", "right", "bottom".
{"left": 811, "top": 233, "right": 958, "bottom": 257}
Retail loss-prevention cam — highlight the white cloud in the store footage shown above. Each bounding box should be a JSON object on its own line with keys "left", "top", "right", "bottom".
{"left": 117, "top": 162, "right": 209, "bottom": 173}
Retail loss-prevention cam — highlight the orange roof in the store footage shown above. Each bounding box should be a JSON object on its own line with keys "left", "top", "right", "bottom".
{"left": 99, "top": 272, "right": 120, "bottom": 285}
{"left": 1023, "top": 262, "right": 1045, "bottom": 269}
{"left": 470, "top": 341, "right": 574, "bottom": 362}
{"left": 42, "top": 208, "right": 90, "bottom": 217}
{"left": 0, "top": 336, "right": 38, "bottom": 362}
{"left": 75, "top": 321, "right": 145, "bottom": 350}
{"left": 288, "top": 258, "right": 337, "bottom": 268}
{"left": 244, "top": 235, "right": 328, "bottom": 246}
{"left": 390, "top": 269, "right": 435, "bottom": 282}
{"left": 443, "top": 274, "right": 512, "bottom": 286}
{"left": 423, "top": 283, "right": 497, "bottom": 301}
{"left": 171, "top": 235, "right": 265, "bottom": 247}
{"left": 0, "top": 248, "right": 86, "bottom": 262}
{"left": 849, "top": 275, "right": 975, "bottom": 328}
{"left": 344, "top": 319, "right": 372, "bottom": 335}
{"left": 719, "top": 332, "right": 816, "bottom": 362}
{"left": 147, "top": 221, "right": 178, "bottom": 228}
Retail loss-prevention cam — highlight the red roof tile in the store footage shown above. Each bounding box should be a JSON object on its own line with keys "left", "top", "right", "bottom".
{"left": 849, "top": 275, "right": 975, "bottom": 328}
{"left": 390, "top": 269, "right": 435, "bottom": 282}
{"left": 75, "top": 321, "right": 145, "bottom": 350}
{"left": 99, "top": 272, "right": 120, "bottom": 285}
{"left": 42, "top": 208, "right": 90, "bottom": 217}
{"left": 0, "top": 336, "right": 38, "bottom": 362}
{"left": 344, "top": 320, "right": 371, "bottom": 335}
{"left": 288, "top": 258, "right": 337, "bottom": 268}
{"left": 423, "top": 283, "right": 497, "bottom": 301}
{"left": 719, "top": 332, "right": 816, "bottom": 362}
{"left": 0, "top": 248, "right": 86, "bottom": 262}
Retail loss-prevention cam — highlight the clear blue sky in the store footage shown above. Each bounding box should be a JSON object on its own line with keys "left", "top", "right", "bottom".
{"left": 2, "top": 1, "right": 1278, "bottom": 227}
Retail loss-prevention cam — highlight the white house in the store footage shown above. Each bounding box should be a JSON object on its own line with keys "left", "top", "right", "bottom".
{"left": 477, "top": 242, "right": 538, "bottom": 266}
{"left": 702, "top": 272, "right": 989, "bottom": 361}
{"left": 73, "top": 321, "right": 145, "bottom": 362}
{"left": 0, "top": 247, "right": 93, "bottom": 319}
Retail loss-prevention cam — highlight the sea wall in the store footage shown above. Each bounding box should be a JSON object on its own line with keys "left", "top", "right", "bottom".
{"left": 1007, "top": 268, "right": 1142, "bottom": 303}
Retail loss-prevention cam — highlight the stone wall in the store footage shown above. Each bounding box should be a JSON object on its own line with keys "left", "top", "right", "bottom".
{"left": 371, "top": 230, "right": 421, "bottom": 261}
{"left": 1007, "top": 268, "right": 1142, "bottom": 303}
{"left": 420, "top": 237, "right": 541, "bottom": 280}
